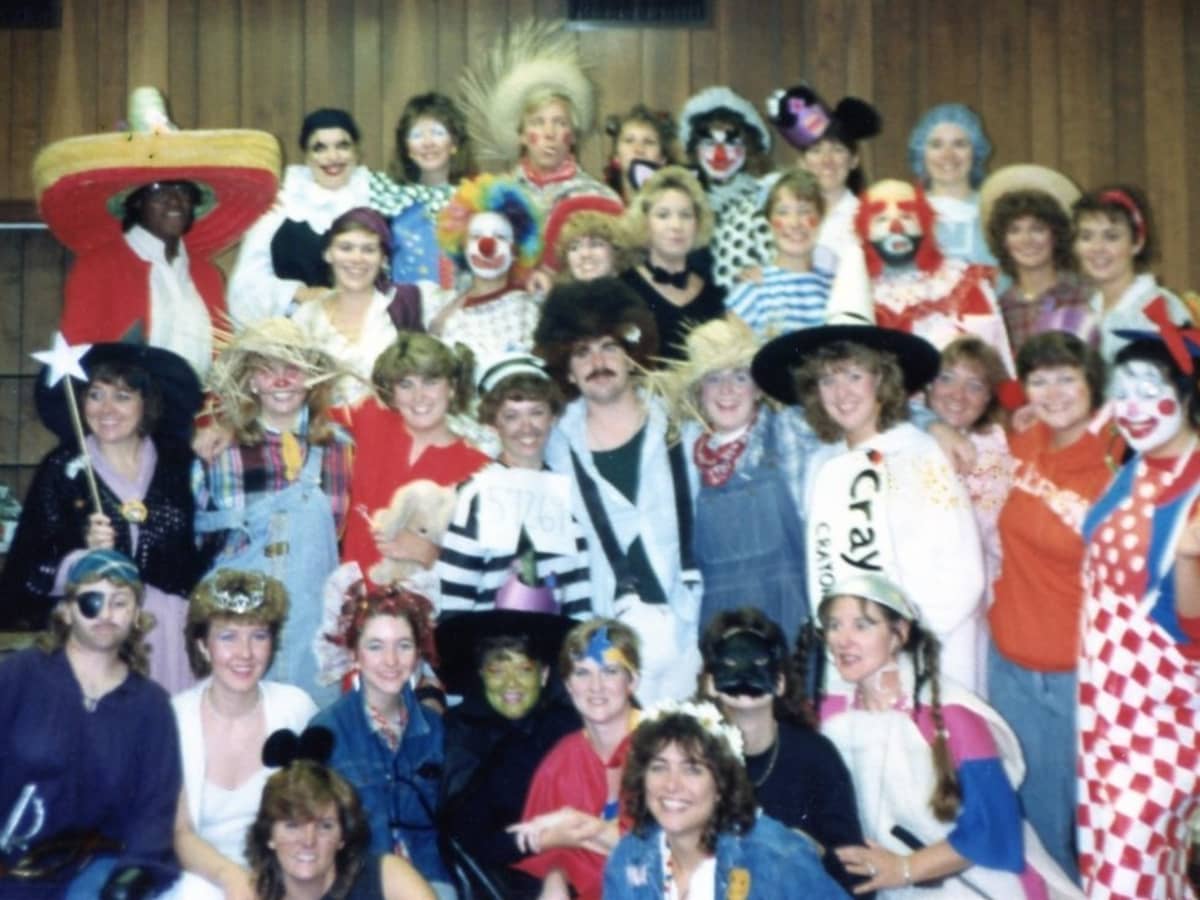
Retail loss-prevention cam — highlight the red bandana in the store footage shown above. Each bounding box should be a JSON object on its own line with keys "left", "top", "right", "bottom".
{"left": 694, "top": 431, "right": 749, "bottom": 487}
{"left": 520, "top": 155, "right": 579, "bottom": 189}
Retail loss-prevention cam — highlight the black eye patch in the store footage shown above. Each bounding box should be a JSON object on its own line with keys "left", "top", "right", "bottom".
{"left": 75, "top": 591, "right": 105, "bottom": 619}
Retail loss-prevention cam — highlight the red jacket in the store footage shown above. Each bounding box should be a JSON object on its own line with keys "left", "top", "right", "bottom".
{"left": 60, "top": 236, "right": 225, "bottom": 345}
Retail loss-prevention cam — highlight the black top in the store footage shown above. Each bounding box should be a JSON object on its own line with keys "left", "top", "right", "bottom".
{"left": 270, "top": 218, "right": 333, "bottom": 288}
{"left": 746, "top": 719, "right": 871, "bottom": 896}
{"left": 619, "top": 266, "right": 725, "bottom": 363}
{"left": 333, "top": 853, "right": 385, "bottom": 899}
{"left": 0, "top": 439, "right": 205, "bottom": 630}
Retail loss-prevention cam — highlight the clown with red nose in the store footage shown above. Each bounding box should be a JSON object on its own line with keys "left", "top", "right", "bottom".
{"left": 429, "top": 174, "right": 544, "bottom": 362}
{"left": 856, "top": 178, "right": 1016, "bottom": 380}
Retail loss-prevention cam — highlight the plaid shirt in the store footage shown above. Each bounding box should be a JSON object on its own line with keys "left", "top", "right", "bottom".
{"left": 193, "top": 410, "right": 353, "bottom": 559}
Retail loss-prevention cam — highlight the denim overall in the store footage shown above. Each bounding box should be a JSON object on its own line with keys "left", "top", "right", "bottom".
{"left": 694, "top": 418, "right": 809, "bottom": 643}
{"left": 195, "top": 447, "right": 339, "bottom": 706}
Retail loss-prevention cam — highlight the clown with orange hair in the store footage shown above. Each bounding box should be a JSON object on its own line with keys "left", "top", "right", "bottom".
{"left": 857, "top": 179, "right": 1015, "bottom": 377}
{"left": 423, "top": 173, "right": 544, "bottom": 362}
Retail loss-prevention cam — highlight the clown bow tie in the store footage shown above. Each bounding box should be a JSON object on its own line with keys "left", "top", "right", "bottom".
{"left": 648, "top": 263, "right": 689, "bottom": 289}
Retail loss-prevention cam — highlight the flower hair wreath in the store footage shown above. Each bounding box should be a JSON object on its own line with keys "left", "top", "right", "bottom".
{"left": 640, "top": 699, "right": 745, "bottom": 760}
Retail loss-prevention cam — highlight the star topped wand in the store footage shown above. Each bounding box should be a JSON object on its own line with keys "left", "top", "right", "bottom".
{"left": 32, "top": 332, "right": 103, "bottom": 514}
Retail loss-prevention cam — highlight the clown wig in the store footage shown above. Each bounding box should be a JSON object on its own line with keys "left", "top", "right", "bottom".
{"left": 436, "top": 174, "right": 543, "bottom": 280}
{"left": 854, "top": 180, "right": 943, "bottom": 278}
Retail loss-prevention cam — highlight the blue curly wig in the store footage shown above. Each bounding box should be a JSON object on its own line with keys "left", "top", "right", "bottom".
{"left": 907, "top": 103, "right": 991, "bottom": 189}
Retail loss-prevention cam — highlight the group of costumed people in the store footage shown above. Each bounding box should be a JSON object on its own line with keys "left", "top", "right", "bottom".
{"left": 2, "top": 15, "right": 1200, "bottom": 900}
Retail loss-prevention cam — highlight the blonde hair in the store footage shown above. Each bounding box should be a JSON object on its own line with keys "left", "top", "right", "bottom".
{"left": 624, "top": 165, "right": 714, "bottom": 250}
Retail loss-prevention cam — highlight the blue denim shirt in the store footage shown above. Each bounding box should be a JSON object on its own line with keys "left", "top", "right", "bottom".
{"left": 604, "top": 815, "right": 848, "bottom": 899}
{"left": 312, "top": 684, "right": 450, "bottom": 884}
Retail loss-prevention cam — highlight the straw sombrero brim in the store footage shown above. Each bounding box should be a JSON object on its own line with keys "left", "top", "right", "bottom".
{"left": 978, "top": 164, "right": 1081, "bottom": 232}
{"left": 36, "top": 343, "right": 203, "bottom": 446}
{"left": 751, "top": 324, "right": 941, "bottom": 404}
{"left": 34, "top": 130, "right": 281, "bottom": 256}
{"left": 434, "top": 610, "right": 574, "bottom": 696}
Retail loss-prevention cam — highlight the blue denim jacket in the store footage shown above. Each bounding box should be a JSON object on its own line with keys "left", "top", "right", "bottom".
{"left": 604, "top": 815, "right": 848, "bottom": 899}
{"left": 312, "top": 684, "right": 450, "bottom": 884}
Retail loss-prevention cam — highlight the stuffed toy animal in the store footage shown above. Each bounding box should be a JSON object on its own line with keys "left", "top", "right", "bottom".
{"left": 367, "top": 479, "right": 458, "bottom": 588}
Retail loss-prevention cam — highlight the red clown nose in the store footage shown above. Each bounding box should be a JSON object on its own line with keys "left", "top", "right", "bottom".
{"left": 478, "top": 236, "right": 497, "bottom": 257}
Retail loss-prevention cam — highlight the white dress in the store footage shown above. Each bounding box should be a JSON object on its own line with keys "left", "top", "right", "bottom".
{"left": 291, "top": 288, "right": 399, "bottom": 405}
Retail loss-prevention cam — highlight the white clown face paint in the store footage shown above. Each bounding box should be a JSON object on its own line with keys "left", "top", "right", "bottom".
{"left": 465, "top": 211, "right": 515, "bottom": 281}
{"left": 1111, "top": 360, "right": 1185, "bottom": 454}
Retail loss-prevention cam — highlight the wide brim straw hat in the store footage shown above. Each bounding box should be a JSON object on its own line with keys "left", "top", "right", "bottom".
{"left": 977, "top": 164, "right": 1081, "bottom": 232}
{"left": 207, "top": 318, "right": 343, "bottom": 408}
{"left": 646, "top": 314, "right": 763, "bottom": 426}
{"left": 34, "top": 128, "right": 280, "bottom": 257}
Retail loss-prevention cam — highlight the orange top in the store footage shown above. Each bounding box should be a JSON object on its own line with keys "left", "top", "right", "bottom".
{"left": 989, "top": 422, "right": 1118, "bottom": 671}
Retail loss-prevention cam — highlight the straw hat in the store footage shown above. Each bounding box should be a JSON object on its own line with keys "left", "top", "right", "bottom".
{"left": 206, "top": 318, "right": 343, "bottom": 413}
{"left": 647, "top": 315, "right": 763, "bottom": 427}
{"left": 33, "top": 88, "right": 280, "bottom": 257}
{"left": 978, "top": 164, "right": 1081, "bottom": 233}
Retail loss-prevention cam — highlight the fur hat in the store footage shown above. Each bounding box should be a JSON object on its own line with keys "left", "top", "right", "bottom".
{"left": 459, "top": 20, "right": 595, "bottom": 165}
{"left": 533, "top": 278, "right": 658, "bottom": 396}
{"left": 766, "top": 84, "right": 882, "bottom": 151}
{"left": 541, "top": 191, "right": 625, "bottom": 272}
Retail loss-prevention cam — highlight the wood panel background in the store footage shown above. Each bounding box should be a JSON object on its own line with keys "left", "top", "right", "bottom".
{"left": 0, "top": 0, "right": 1197, "bottom": 488}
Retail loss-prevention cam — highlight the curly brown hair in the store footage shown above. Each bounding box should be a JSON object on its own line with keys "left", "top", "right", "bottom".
{"left": 793, "top": 342, "right": 909, "bottom": 442}
{"left": 621, "top": 712, "right": 758, "bottom": 852}
{"left": 986, "top": 189, "right": 1076, "bottom": 279}
{"left": 1016, "top": 330, "right": 1106, "bottom": 411}
{"left": 933, "top": 336, "right": 1010, "bottom": 432}
{"left": 246, "top": 761, "right": 370, "bottom": 900}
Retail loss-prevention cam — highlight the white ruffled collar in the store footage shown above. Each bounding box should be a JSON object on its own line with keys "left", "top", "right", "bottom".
{"left": 276, "top": 164, "right": 373, "bottom": 231}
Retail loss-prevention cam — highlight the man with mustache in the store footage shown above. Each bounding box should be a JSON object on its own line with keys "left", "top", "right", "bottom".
{"left": 0, "top": 550, "right": 181, "bottom": 898}
{"left": 533, "top": 279, "right": 703, "bottom": 704}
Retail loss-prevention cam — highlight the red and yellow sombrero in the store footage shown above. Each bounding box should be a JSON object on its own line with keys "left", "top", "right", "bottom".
{"left": 33, "top": 91, "right": 281, "bottom": 258}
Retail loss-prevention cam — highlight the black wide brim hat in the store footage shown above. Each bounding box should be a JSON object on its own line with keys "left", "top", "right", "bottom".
{"left": 751, "top": 323, "right": 941, "bottom": 404}
{"left": 434, "top": 610, "right": 575, "bottom": 697}
{"left": 36, "top": 342, "right": 203, "bottom": 446}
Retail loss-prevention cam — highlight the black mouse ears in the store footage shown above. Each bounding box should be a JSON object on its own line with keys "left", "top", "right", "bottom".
{"left": 262, "top": 725, "right": 335, "bottom": 769}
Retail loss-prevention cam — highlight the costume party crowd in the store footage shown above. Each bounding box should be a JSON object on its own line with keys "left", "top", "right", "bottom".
{"left": 3, "top": 18, "right": 1200, "bottom": 900}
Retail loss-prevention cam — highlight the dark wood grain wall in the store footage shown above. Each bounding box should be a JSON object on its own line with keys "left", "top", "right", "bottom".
{"left": 0, "top": 0, "right": 1197, "bottom": 486}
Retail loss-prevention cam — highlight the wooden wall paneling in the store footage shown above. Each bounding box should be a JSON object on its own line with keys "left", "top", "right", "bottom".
{"left": 806, "top": 0, "right": 852, "bottom": 100}
{"left": 841, "top": 0, "right": 874, "bottom": 175}
{"left": 869, "top": 0, "right": 919, "bottom": 183}
{"left": 42, "top": 0, "right": 93, "bottom": 143}
{"left": 241, "top": 0, "right": 303, "bottom": 168}
{"left": 126, "top": 0, "right": 169, "bottom": 90}
{"left": 921, "top": 0, "right": 981, "bottom": 113}
{"left": 1140, "top": 0, "right": 1187, "bottom": 292}
{"left": 17, "top": 374, "right": 56, "bottom": 466}
{"left": 0, "top": 378, "right": 24, "bottom": 473}
{"left": 1057, "top": 0, "right": 1113, "bottom": 192}
{"left": 462, "top": 0, "right": 509, "bottom": 174}
{"left": 166, "top": 0, "right": 199, "bottom": 128}
{"left": 687, "top": 13, "right": 718, "bottom": 101}
{"left": 577, "top": 27, "right": 643, "bottom": 176}
{"left": 20, "top": 234, "right": 66, "bottom": 377}
{"left": 95, "top": 0, "right": 131, "bottom": 132}
{"left": 977, "top": 0, "right": 1031, "bottom": 167}
{"left": 195, "top": 0, "right": 240, "bottom": 129}
{"left": 1111, "top": 0, "right": 1146, "bottom": 189}
{"left": 351, "top": 0, "right": 385, "bottom": 167}
{"left": 1026, "top": 0, "right": 1061, "bottom": 170}
{"left": 640, "top": 26, "right": 691, "bottom": 169}
{"left": 377, "top": 0, "right": 437, "bottom": 174}
{"left": 0, "top": 236, "right": 24, "bottom": 374}
{"left": 301, "top": 0, "right": 354, "bottom": 136}
{"left": 714, "top": 0, "right": 777, "bottom": 165}
{"left": 0, "top": 30, "right": 12, "bottom": 198}
{"left": 506, "top": 0, "right": 540, "bottom": 25}
{"left": 1184, "top": 0, "right": 1200, "bottom": 291}
{"left": 433, "top": 0, "right": 468, "bottom": 100}
{"left": 9, "top": 28, "right": 44, "bottom": 202}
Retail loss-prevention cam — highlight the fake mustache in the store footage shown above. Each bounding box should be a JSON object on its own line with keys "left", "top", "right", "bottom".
{"left": 586, "top": 368, "right": 618, "bottom": 382}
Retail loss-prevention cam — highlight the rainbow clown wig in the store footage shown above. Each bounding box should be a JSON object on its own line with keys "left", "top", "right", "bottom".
{"left": 437, "top": 174, "right": 543, "bottom": 281}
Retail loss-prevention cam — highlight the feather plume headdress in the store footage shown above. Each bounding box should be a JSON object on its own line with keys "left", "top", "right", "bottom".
{"left": 459, "top": 19, "right": 596, "bottom": 165}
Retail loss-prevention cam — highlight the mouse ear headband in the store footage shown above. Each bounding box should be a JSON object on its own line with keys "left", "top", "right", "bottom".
{"left": 262, "top": 726, "right": 335, "bottom": 768}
